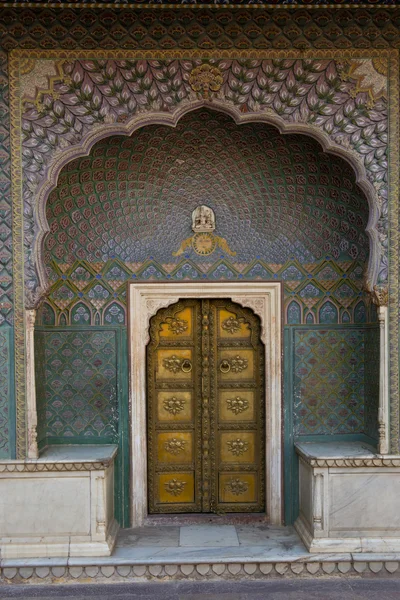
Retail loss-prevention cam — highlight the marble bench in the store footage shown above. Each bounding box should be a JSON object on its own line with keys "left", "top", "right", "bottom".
{"left": 0, "top": 445, "right": 119, "bottom": 559}
{"left": 295, "top": 441, "right": 400, "bottom": 553}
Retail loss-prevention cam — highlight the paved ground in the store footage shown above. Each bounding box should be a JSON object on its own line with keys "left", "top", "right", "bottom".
{"left": 1, "top": 580, "right": 400, "bottom": 599}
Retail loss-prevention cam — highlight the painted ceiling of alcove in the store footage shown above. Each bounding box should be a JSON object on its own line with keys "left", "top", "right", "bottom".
{"left": 45, "top": 109, "right": 369, "bottom": 268}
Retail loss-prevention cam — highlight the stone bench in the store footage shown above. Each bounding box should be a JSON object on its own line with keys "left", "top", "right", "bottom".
{"left": 0, "top": 445, "right": 119, "bottom": 559}
{"left": 295, "top": 441, "right": 400, "bottom": 553}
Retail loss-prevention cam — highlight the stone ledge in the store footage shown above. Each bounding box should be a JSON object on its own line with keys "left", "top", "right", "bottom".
{"left": 0, "top": 462, "right": 112, "bottom": 473}
{"left": 3, "top": 554, "right": 400, "bottom": 583}
{"left": 0, "top": 444, "right": 118, "bottom": 473}
{"left": 301, "top": 458, "right": 400, "bottom": 469}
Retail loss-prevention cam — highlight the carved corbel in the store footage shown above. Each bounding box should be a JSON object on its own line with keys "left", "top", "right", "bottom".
{"left": 371, "top": 284, "right": 389, "bottom": 307}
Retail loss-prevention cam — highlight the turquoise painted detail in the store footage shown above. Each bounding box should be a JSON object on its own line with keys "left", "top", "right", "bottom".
{"left": 319, "top": 301, "right": 338, "bottom": 324}
{"left": 35, "top": 325, "right": 130, "bottom": 526}
{"left": 354, "top": 300, "right": 367, "bottom": 323}
{"left": 364, "top": 325, "right": 380, "bottom": 441}
{"left": 0, "top": 326, "right": 15, "bottom": 459}
{"left": 284, "top": 324, "right": 380, "bottom": 525}
{"left": 287, "top": 301, "right": 301, "bottom": 324}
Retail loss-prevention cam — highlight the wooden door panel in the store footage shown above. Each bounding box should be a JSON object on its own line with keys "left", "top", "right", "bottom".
{"left": 156, "top": 432, "right": 194, "bottom": 464}
{"left": 156, "top": 348, "right": 193, "bottom": 381}
{"left": 147, "top": 301, "right": 201, "bottom": 513}
{"left": 219, "top": 390, "right": 255, "bottom": 422}
{"left": 157, "top": 391, "right": 193, "bottom": 422}
{"left": 212, "top": 300, "right": 265, "bottom": 513}
{"left": 159, "top": 307, "right": 193, "bottom": 338}
{"left": 219, "top": 473, "right": 258, "bottom": 504}
{"left": 219, "top": 432, "right": 256, "bottom": 463}
{"left": 218, "top": 349, "right": 255, "bottom": 381}
{"left": 158, "top": 473, "right": 195, "bottom": 504}
{"left": 218, "top": 309, "right": 252, "bottom": 339}
{"left": 147, "top": 299, "right": 265, "bottom": 515}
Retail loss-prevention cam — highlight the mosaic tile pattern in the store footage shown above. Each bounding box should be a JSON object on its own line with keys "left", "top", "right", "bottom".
{"left": 20, "top": 58, "right": 387, "bottom": 295}
{"left": 37, "top": 257, "right": 371, "bottom": 327}
{"left": 39, "top": 109, "right": 370, "bottom": 326}
{"left": 0, "top": 51, "right": 12, "bottom": 326}
{"left": 44, "top": 110, "right": 369, "bottom": 267}
{"left": 0, "top": 327, "right": 11, "bottom": 457}
{"left": 293, "top": 328, "right": 365, "bottom": 436}
{"left": 364, "top": 325, "right": 380, "bottom": 441}
{"left": 35, "top": 330, "right": 118, "bottom": 441}
{"left": 34, "top": 329, "right": 46, "bottom": 447}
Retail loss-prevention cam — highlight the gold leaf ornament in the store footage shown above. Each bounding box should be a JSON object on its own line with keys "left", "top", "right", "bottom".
{"left": 164, "top": 479, "right": 187, "bottom": 496}
{"left": 163, "top": 396, "right": 186, "bottom": 415}
{"left": 189, "top": 64, "right": 224, "bottom": 99}
{"left": 225, "top": 478, "right": 249, "bottom": 496}
{"left": 226, "top": 438, "right": 249, "bottom": 456}
{"left": 226, "top": 396, "right": 250, "bottom": 415}
{"left": 164, "top": 438, "right": 187, "bottom": 455}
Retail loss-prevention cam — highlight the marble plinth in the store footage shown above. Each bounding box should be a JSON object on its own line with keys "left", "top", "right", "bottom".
{"left": 0, "top": 445, "right": 119, "bottom": 559}
{"left": 295, "top": 441, "right": 400, "bottom": 553}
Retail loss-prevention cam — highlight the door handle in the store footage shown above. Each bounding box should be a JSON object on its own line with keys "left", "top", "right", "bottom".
{"left": 220, "top": 359, "right": 231, "bottom": 373}
{"left": 181, "top": 359, "right": 192, "bottom": 373}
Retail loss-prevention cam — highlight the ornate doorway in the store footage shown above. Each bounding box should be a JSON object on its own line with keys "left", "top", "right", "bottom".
{"left": 146, "top": 298, "right": 265, "bottom": 514}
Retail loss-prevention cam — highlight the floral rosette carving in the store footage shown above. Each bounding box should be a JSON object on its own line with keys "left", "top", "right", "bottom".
{"left": 221, "top": 316, "right": 246, "bottom": 335}
{"left": 165, "top": 316, "right": 188, "bottom": 335}
{"left": 226, "top": 438, "right": 249, "bottom": 456}
{"left": 163, "top": 396, "right": 186, "bottom": 415}
{"left": 163, "top": 355, "right": 183, "bottom": 373}
{"left": 164, "top": 478, "right": 186, "bottom": 497}
{"left": 226, "top": 396, "right": 250, "bottom": 415}
{"left": 230, "top": 356, "right": 249, "bottom": 373}
{"left": 225, "top": 478, "right": 249, "bottom": 496}
{"left": 164, "top": 438, "right": 187, "bottom": 455}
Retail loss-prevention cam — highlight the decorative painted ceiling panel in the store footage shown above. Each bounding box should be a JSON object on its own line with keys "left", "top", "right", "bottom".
{"left": 45, "top": 110, "right": 369, "bottom": 266}
{"left": 38, "top": 109, "right": 371, "bottom": 325}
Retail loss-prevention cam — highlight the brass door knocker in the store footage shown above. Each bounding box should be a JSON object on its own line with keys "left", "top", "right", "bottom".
{"left": 220, "top": 359, "right": 231, "bottom": 373}
{"left": 181, "top": 359, "right": 192, "bottom": 373}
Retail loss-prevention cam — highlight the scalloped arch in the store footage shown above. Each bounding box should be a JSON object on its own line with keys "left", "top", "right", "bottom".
{"left": 32, "top": 100, "right": 380, "bottom": 307}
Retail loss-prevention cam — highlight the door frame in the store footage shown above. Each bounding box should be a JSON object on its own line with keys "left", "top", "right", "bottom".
{"left": 128, "top": 282, "right": 283, "bottom": 527}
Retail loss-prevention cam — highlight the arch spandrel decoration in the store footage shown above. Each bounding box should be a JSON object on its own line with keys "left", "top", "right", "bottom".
{"left": 13, "top": 50, "right": 390, "bottom": 308}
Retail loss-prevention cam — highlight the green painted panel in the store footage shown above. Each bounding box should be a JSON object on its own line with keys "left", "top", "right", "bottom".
{"left": 0, "top": 325, "right": 15, "bottom": 459}
{"left": 365, "top": 325, "right": 380, "bottom": 442}
{"left": 35, "top": 325, "right": 129, "bottom": 526}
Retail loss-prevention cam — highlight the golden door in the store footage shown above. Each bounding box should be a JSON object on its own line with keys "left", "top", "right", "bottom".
{"left": 147, "top": 299, "right": 265, "bottom": 514}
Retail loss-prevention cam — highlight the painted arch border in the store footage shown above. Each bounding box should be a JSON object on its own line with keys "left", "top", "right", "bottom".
{"left": 8, "top": 48, "right": 399, "bottom": 458}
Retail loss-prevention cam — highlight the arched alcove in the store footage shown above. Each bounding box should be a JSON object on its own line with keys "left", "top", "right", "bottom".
{"left": 34, "top": 107, "right": 379, "bottom": 526}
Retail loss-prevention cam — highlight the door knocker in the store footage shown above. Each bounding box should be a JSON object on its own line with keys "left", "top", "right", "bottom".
{"left": 220, "top": 359, "right": 231, "bottom": 373}
{"left": 181, "top": 359, "right": 192, "bottom": 373}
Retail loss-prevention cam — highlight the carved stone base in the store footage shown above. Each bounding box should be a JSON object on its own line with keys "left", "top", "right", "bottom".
{"left": 295, "top": 441, "right": 400, "bottom": 554}
{"left": 0, "top": 446, "right": 119, "bottom": 559}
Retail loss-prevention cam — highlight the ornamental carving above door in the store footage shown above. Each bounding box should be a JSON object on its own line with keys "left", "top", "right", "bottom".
{"left": 147, "top": 299, "right": 265, "bottom": 514}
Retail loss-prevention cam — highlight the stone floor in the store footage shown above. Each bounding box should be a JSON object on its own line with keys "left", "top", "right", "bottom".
{"left": 3, "top": 525, "right": 400, "bottom": 583}
{"left": 112, "top": 524, "right": 309, "bottom": 563}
